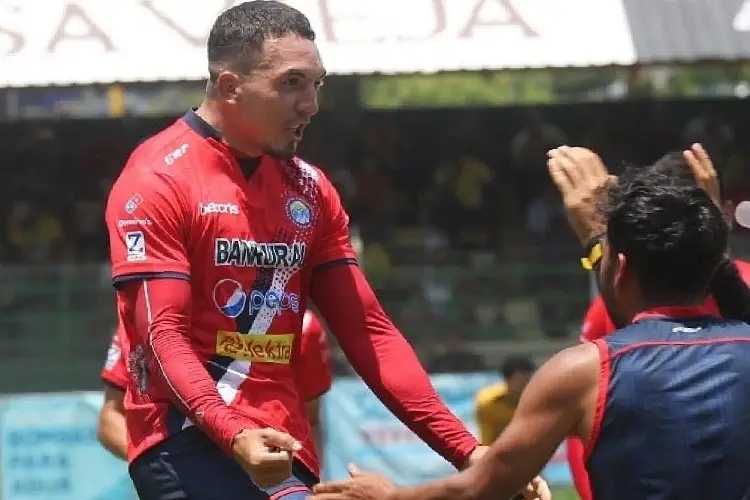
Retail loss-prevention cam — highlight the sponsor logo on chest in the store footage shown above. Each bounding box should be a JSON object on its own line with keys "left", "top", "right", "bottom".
{"left": 214, "top": 238, "right": 305, "bottom": 268}
{"left": 200, "top": 202, "right": 239, "bottom": 216}
{"left": 216, "top": 332, "right": 294, "bottom": 363}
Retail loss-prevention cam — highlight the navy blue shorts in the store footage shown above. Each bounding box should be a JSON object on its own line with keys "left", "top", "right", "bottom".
{"left": 129, "top": 428, "right": 316, "bottom": 500}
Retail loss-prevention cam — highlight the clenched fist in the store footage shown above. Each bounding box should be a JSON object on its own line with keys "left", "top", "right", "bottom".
{"left": 232, "top": 427, "right": 301, "bottom": 488}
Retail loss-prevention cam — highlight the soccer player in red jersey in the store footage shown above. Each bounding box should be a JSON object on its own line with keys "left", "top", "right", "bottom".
{"left": 97, "top": 310, "right": 333, "bottom": 466}
{"left": 104, "top": 2, "right": 484, "bottom": 498}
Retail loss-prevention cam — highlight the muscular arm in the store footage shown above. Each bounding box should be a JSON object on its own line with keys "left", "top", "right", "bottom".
{"left": 311, "top": 264, "right": 479, "bottom": 469}
{"left": 387, "top": 344, "right": 599, "bottom": 500}
{"left": 97, "top": 385, "right": 128, "bottom": 460}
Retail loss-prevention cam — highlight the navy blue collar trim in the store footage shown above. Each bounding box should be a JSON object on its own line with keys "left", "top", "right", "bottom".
{"left": 182, "top": 108, "right": 261, "bottom": 179}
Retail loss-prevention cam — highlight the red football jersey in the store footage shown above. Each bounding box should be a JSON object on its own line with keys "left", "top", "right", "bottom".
{"left": 101, "top": 312, "right": 332, "bottom": 397}
{"left": 104, "top": 110, "right": 355, "bottom": 476}
{"left": 101, "top": 326, "right": 130, "bottom": 390}
{"left": 100, "top": 310, "right": 332, "bottom": 471}
{"left": 296, "top": 310, "right": 332, "bottom": 401}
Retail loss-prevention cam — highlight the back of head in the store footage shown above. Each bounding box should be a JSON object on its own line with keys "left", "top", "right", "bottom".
{"left": 207, "top": 1, "right": 315, "bottom": 79}
{"left": 603, "top": 163, "right": 728, "bottom": 304}
{"left": 501, "top": 356, "right": 535, "bottom": 380}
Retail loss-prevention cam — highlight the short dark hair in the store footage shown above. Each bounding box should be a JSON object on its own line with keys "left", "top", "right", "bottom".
{"left": 602, "top": 161, "right": 728, "bottom": 303}
{"left": 648, "top": 151, "right": 725, "bottom": 195}
{"left": 207, "top": 1, "right": 316, "bottom": 80}
{"left": 501, "top": 356, "right": 535, "bottom": 380}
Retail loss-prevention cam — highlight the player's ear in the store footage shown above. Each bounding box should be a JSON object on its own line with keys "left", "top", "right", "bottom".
{"left": 215, "top": 71, "right": 241, "bottom": 104}
{"left": 613, "top": 253, "right": 627, "bottom": 288}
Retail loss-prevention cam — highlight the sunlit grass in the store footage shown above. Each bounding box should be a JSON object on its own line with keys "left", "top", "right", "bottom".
{"left": 551, "top": 486, "right": 579, "bottom": 500}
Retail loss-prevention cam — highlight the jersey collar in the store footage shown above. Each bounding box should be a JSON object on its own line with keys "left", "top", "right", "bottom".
{"left": 632, "top": 305, "right": 719, "bottom": 323}
{"left": 183, "top": 108, "right": 220, "bottom": 140}
{"left": 182, "top": 109, "right": 261, "bottom": 180}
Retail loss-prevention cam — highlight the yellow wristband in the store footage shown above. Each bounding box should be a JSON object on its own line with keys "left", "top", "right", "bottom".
{"left": 581, "top": 240, "right": 603, "bottom": 271}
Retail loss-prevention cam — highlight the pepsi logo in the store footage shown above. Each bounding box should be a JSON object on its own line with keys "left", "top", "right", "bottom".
{"left": 212, "top": 279, "right": 247, "bottom": 318}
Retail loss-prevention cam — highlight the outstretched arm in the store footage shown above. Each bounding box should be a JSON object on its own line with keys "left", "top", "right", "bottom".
{"left": 313, "top": 343, "right": 599, "bottom": 500}
{"left": 312, "top": 264, "right": 479, "bottom": 468}
{"left": 308, "top": 170, "right": 480, "bottom": 469}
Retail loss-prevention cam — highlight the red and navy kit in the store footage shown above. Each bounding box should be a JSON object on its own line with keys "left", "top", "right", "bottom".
{"left": 105, "top": 110, "right": 477, "bottom": 489}
{"left": 567, "top": 260, "right": 750, "bottom": 500}
{"left": 586, "top": 308, "right": 750, "bottom": 499}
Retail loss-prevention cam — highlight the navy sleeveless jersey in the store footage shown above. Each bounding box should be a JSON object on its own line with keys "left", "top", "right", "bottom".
{"left": 586, "top": 315, "right": 750, "bottom": 500}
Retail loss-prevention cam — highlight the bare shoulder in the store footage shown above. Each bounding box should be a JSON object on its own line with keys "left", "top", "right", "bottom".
{"left": 531, "top": 343, "right": 600, "bottom": 402}
{"left": 549, "top": 343, "right": 600, "bottom": 373}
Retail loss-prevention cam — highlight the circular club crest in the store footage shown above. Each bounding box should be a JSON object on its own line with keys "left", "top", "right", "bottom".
{"left": 212, "top": 278, "right": 247, "bottom": 318}
{"left": 286, "top": 198, "right": 312, "bottom": 227}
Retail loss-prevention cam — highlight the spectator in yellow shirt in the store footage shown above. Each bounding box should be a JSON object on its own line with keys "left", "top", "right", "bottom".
{"left": 475, "top": 356, "right": 535, "bottom": 445}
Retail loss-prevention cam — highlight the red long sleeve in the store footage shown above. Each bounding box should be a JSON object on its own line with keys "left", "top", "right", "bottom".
{"left": 119, "top": 277, "right": 271, "bottom": 454}
{"left": 311, "top": 264, "right": 479, "bottom": 468}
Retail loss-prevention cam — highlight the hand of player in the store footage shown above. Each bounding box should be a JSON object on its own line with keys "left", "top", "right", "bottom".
{"left": 311, "top": 464, "right": 395, "bottom": 500}
{"left": 683, "top": 143, "right": 721, "bottom": 207}
{"left": 547, "top": 146, "right": 613, "bottom": 245}
{"left": 231, "top": 427, "right": 301, "bottom": 488}
{"left": 521, "top": 476, "right": 552, "bottom": 500}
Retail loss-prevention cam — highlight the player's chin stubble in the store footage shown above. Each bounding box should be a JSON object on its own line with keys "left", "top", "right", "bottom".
{"left": 264, "top": 141, "right": 297, "bottom": 161}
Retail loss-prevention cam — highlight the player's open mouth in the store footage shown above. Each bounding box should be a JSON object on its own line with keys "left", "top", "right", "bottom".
{"left": 290, "top": 125, "right": 305, "bottom": 140}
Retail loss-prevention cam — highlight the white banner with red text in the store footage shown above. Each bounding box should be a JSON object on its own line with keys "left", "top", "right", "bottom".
{"left": 0, "top": 0, "right": 636, "bottom": 87}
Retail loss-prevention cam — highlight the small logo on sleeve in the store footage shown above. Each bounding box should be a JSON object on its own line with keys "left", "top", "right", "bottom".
{"left": 124, "top": 194, "right": 143, "bottom": 214}
{"left": 128, "top": 345, "right": 149, "bottom": 394}
{"left": 104, "top": 344, "right": 121, "bottom": 370}
{"left": 164, "top": 144, "right": 189, "bottom": 165}
{"left": 125, "top": 231, "right": 146, "bottom": 262}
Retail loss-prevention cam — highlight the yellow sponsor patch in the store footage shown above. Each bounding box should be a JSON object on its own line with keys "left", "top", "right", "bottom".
{"left": 216, "top": 332, "right": 294, "bottom": 363}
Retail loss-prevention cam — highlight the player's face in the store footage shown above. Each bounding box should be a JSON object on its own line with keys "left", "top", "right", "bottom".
{"left": 234, "top": 35, "right": 325, "bottom": 160}
{"left": 598, "top": 239, "right": 630, "bottom": 329}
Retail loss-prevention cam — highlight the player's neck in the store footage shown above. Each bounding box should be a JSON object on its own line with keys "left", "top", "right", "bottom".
{"left": 630, "top": 299, "right": 706, "bottom": 321}
{"left": 506, "top": 393, "right": 521, "bottom": 405}
{"left": 195, "top": 100, "right": 263, "bottom": 158}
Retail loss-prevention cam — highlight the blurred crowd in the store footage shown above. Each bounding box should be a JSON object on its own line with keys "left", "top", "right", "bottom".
{"left": 1, "top": 98, "right": 750, "bottom": 365}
